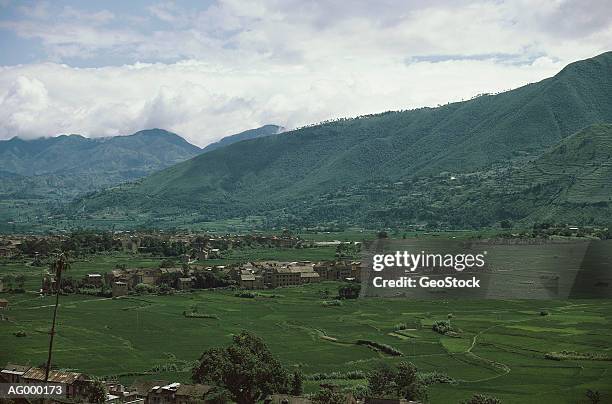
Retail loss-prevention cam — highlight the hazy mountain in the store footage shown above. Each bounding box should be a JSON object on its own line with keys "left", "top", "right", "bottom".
{"left": 0, "top": 129, "right": 203, "bottom": 202}
{"left": 201, "top": 125, "right": 284, "bottom": 153}
{"left": 67, "top": 52, "right": 612, "bottom": 228}
{"left": 0, "top": 129, "right": 202, "bottom": 178}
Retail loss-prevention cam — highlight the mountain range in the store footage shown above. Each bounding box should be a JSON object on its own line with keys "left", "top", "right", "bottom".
{"left": 0, "top": 125, "right": 283, "bottom": 200}
{"left": 70, "top": 52, "right": 612, "bottom": 230}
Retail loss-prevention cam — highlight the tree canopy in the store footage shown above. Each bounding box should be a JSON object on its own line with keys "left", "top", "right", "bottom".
{"left": 192, "top": 331, "right": 289, "bottom": 404}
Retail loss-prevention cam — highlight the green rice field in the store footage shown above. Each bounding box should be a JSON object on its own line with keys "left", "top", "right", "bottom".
{"left": 1, "top": 283, "right": 610, "bottom": 403}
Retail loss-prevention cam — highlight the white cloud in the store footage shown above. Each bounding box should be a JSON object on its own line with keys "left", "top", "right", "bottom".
{"left": 0, "top": 0, "right": 610, "bottom": 146}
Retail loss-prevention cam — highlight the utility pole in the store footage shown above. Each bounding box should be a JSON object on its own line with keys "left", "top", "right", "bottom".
{"left": 45, "top": 253, "right": 68, "bottom": 382}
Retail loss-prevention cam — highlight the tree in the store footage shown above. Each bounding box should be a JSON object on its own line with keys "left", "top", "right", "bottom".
{"left": 204, "top": 386, "right": 233, "bottom": 404}
{"left": 367, "top": 362, "right": 396, "bottom": 396}
{"left": 160, "top": 259, "right": 176, "bottom": 268}
{"left": 395, "top": 362, "right": 426, "bottom": 401}
{"left": 586, "top": 389, "right": 601, "bottom": 404}
{"left": 192, "top": 331, "right": 289, "bottom": 404}
{"left": 367, "top": 362, "right": 427, "bottom": 400}
{"left": 311, "top": 386, "right": 345, "bottom": 404}
{"left": 15, "top": 274, "right": 26, "bottom": 290}
{"left": 463, "top": 393, "right": 502, "bottom": 404}
{"left": 2, "top": 275, "right": 15, "bottom": 290}
{"left": 338, "top": 283, "right": 360, "bottom": 299}
{"left": 291, "top": 370, "right": 303, "bottom": 396}
{"left": 86, "top": 380, "right": 107, "bottom": 403}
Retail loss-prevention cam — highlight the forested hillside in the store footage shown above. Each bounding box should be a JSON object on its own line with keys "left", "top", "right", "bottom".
{"left": 72, "top": 52, "right": 612, "bottom": 229}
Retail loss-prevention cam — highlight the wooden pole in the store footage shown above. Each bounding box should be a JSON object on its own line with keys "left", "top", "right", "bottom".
{"left": 45, "top": 254, "right": 65, "bottom": 382}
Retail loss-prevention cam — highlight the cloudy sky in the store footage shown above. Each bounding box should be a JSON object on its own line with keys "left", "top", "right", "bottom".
{"left": 0, "top": 0, "right": 611, "bottom": 146}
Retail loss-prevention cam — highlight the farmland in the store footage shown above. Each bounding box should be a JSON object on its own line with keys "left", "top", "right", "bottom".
{"left": 1, "top": 284, "right": 611, "bottom": 403}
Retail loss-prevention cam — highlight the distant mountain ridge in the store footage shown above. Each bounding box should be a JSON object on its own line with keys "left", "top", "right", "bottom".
{"left": 202, "top": 125, "right": 284, "bottom": 153}
{"left": 0, "top": 129, "right": 201, "bottom": 177}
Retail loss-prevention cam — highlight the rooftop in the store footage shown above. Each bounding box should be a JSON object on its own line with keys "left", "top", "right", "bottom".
{"left": 22, "top": 367, "right": 86, "bottom": 384}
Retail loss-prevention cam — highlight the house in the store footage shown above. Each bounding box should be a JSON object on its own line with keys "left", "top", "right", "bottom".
{"left": 0, "top": 244, "right": 18, "bottom": 258}
{"left": 265, "top": 393, "right": 357, "bottom": 404}
{"left": 147, "top": 382, "right": 181, "bottom": 404}
{"left": 84, "top": 273, "right": 104, "bottom": 287}
{"left": 137, "top": 268, "right": 162, "bottom": 285}
{"left": 177, "top": 277, "right": 193, "bottom": 290}
{"left": 300, "top": 272, "right": 321, "bottom": 284}
{"left": 265, "top": 394, "right": 313, "bottom": 404}
{"left": 314, "top": 262, "right": 353, "bottom": 281}
{"left": 267, "top": 267, "right": 301, "bottom": 288}
{"left": 20, "top": 366, "right": 90, "bottom": 400}
{"left": 130, "top": 380, "right": 168, "bottom": 401}
{"left": 1, "top": 363, "right": 31, "bottom": 383}
{"left": 0, "top": 298, "right": 8, "bottom": 310}
{"left": 112, "top": 281, "right": 128, "bottom": 297}
{"left": 146, "top": 382, "right": 212, "bottom": 404}
{"left": 175, "top": 384, "right": 213, "bottom": 403}
{"left": 364, "top": 399, "right": 421, "bottom": 404}
{"left": 240, "top": 272, "right": 257, "bottom": 289}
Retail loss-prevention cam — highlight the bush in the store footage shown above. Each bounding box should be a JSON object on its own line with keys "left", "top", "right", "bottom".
{"left": 350, "top": 384, "right": 370, "bottom": 399}
{"left": 134, "top": 283, "right": 158, "bottom": 294}
{"left": 322, "top": 300, "right": 343, "bottom": 307}
{"left": 463, "top": 393, "right": 502, "bottom": 404}
{"left": 234, "top": 292, "right": 256, "bottom": 298}
{"left": 418, "top": 371, "right": 456, "bottom": 385}
{"left": 432, "top": 320, "right": 457, "bottom": 335}
{"left": 14, "top": 330, "right": 27, "bottom": 337}
{"left": 306, "top": 370, "right": 366, "bottom": 381}
{"left": 356, "top": 340, "right": 402, "bottom": 356}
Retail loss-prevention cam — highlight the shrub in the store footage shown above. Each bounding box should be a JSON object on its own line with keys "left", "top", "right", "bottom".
{"left": 234, "top": 292, "right": 256, "bottom": 298}
{"left": 462, "top": 393, "right": 502, "bottom": 404}
{"left": 356, "top": 340, "right": 402, "bottom": 356}
{"left": 350, "top": 384, "right": 370, "bottom": 399}
{"left": 432, "top": 320, "right": 457, "bottom": 335}
{"left": 418, "top": 371, "right": 456, "bottom": 385}
{"left": 134, "top": 283, "right": 158, "bottom": 294}
{"left": 322, "top": 300, "right": 343, "bottom": 307}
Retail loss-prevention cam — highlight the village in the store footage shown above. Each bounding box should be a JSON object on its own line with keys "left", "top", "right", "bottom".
{"left": 0, "top": 230, "right": 362, "bottom": 295}
{"left": 1, "top": 362, "right": 424, "bottom": 404}
{"left": 0, "top": 232, "right": 373, "bottom": 403}
{"left": 57, "top": 258, "right": 362, "bottom": 298}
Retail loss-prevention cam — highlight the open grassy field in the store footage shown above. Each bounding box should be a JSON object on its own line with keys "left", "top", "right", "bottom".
{"left": 1, "top": 283, "right": 611, "bottom": 403}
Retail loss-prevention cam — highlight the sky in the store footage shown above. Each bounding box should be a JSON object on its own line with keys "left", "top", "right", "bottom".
{"left": 0, "top": 0, "right": 611, "bottom": 147}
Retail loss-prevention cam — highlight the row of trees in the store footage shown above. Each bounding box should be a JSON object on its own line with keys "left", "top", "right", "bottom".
{"left": 18, "top": 231, "right": 122, "bottom": 256}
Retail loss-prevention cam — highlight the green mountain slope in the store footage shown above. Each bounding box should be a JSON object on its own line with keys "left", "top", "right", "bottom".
{"left": 75, "top": 52, "right": 612, "bottom": 228}
{"left": 505, "top": 123, "right": 612, "bottom": 222}
{"left": 201, "top": 125, "right": 284, "bottom": 153}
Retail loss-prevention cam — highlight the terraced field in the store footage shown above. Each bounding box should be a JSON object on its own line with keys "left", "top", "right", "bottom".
{"left": 1, "top": 284, "right": 610, "bottom": 403}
